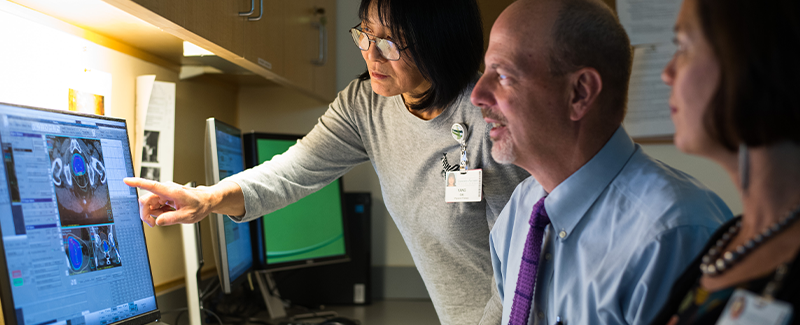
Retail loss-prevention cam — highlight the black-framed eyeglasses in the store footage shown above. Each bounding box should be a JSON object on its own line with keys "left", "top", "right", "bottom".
{"left": 349, "top": 24, "right": 408, "bottom": 61}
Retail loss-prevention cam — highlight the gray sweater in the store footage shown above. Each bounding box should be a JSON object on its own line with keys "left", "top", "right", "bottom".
{"left": 226, "top": 78, "right": 529, "bottom": 324}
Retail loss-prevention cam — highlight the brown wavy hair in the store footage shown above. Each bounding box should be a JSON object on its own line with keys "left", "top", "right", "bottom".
{"left": 697, "top": 0, "right": 800, "bottom": 151}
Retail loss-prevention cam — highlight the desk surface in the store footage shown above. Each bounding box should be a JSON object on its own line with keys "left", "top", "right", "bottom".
{"left": 284, "top": 299, "right": 439, "bottom": 325}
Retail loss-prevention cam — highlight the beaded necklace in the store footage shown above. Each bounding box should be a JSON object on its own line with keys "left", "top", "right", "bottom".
{"left": 700, "top": 204, "right": 800, "bottom": 277}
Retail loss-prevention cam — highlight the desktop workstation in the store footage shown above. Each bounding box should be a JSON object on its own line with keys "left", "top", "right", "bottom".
{"left": 0, "top": 102, "right": 161, "bottom": 325}
{"left": 0, "top": 106, "right": 430, "bottom": 325}
{"left": 0, "top": 2, "right": 512, "bottom": 324}
{"left": 200, "top": 118, "right": 359, "bottom": 324}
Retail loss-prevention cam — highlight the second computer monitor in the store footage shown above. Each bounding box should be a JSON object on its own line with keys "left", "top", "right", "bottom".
{"left": 243, "top": 132, "right": 349, "bottom": 272}
{"left": 204, "top": 118, "right": 253, "bottom": 294}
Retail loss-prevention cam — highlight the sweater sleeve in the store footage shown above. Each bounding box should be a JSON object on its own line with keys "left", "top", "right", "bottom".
{"left": 223, "top": 80, "right": 371, "bottom": 222}
{"left": 479, "top": 276, "right": 504, "bottom": 325}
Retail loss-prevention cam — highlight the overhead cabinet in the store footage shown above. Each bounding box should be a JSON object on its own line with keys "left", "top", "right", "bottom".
{"left": 283, "top": 0, "right": 337, "bottom": 100}
{"left": 121, "top": 0, "right": 336, "bottom": 101}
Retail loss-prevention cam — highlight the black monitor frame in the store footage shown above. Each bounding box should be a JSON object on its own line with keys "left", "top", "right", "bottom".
{"left": 204, "top": 118, "right": 255, "bottom": 294}
{"left": 243, "top": 132, "right": 351, "bottom": 273}
{"left": 0, "top": 102, "right": 160, "bottom": 325}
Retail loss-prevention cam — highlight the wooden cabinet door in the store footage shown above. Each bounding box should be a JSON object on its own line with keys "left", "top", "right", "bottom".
{"left": 132, "top": 0, "right": 247, "bottom": 56}
{"left": 310, "top": 0, "right": 337, "bottom": 100}
{"left": 242, "top": 0, "right": 285, "bottom": 76}
{"left": 283, "top": 0, "right": 315, "bottom": 91}
{"left": 132, "top": 0, "right": 185, "bottom": 26}
{"left": 184, "top": 0, "right": 248, "bottom": 56}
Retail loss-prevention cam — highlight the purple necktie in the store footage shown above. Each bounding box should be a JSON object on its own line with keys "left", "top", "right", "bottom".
{"left": 508, "top": 196, "right": 551, "bottom": 325}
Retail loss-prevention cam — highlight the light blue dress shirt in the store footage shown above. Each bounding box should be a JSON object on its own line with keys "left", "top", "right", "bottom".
{"left": 490, "top": 127, "right": 733, "bottom": 325}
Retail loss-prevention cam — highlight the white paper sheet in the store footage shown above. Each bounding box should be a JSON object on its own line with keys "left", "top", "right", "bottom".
{"left": 617, "top": 0, "right": 683, "bottom": 46}
{"left": 623, "top": 43, "right": 676, "bottom": 138}
{"left": 134, "top": 75, "right": 175, "bottom": 187}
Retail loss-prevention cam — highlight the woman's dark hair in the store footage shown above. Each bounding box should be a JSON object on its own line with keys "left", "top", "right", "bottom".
{"left": 697, "top": 0, "right": 800, "bottom": 151}
{"left": 357, "top": 0, "right": 484, "bottom": 111}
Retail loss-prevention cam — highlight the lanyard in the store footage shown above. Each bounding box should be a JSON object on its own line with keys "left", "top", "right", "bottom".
{"left": 762, "top": 262, "right": 792, "bottom": 300}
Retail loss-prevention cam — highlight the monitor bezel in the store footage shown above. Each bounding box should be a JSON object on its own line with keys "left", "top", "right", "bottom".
{"left": 0, "top": 101, "right": 161, "bottom": 325}
{"left": 243, "top": 132, "right": 351, "bottom": 273}
{"left": 204, "top": 118, "right": 255, "bottom": 294}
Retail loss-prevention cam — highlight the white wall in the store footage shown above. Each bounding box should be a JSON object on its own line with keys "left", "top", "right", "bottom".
{"left": 641, "top": 144, "right": 742, "bottom": 215}
{"left": 336, "top": 0, "right": 366, "bottom": 91}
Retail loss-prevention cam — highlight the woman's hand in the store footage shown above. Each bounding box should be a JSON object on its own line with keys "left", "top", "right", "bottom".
{"left": 123, "top": 178, "right": 220, "bottom": 227}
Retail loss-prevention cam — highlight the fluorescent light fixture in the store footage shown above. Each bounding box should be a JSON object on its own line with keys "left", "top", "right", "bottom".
{"left": 183, "top": 41, "right": 215, "bottom": 57}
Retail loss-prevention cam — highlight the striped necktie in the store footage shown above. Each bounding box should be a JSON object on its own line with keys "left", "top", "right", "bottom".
{"left": 508, "top": 196, "right": 550, "bottom": 325}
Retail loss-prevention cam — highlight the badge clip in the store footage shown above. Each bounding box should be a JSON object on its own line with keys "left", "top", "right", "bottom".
{"left": 451, "top": 123, "right": 468, "bottom": 174}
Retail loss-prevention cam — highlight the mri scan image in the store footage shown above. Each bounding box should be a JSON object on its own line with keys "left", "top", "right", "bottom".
{"left": 62, "top": 225, "right": 122, "bottom": 275}
{"left": 47, "top": 136, "right": 114, "bottom": 227}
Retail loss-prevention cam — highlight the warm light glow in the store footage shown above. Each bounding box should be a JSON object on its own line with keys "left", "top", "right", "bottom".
{"left": 183, "top": 41, "right": 215, "bottom": 57}
{"left": 0, "top": 7, "right": 111, "bottom": 111}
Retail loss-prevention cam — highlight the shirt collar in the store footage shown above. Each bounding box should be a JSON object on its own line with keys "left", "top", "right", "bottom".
{"left": 545, "top": 127, "right": 636, "bottom": 239}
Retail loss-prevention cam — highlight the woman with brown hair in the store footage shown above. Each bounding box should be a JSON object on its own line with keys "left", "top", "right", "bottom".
{"left": 651, "top": 0, "right": 800, "bottom": 323}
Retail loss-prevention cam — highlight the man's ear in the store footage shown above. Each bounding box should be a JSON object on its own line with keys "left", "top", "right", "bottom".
{"left": 568, "top": 67, "right": 603, "bottom": 121}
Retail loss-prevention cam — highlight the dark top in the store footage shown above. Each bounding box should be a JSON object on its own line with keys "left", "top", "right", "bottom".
{"left": 650, "top": 216, "right": 800, "bottom": 324}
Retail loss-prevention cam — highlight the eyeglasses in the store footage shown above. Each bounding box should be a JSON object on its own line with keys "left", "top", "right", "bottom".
{"left": 349, "top": 24, "right": 408, "bottom": 61}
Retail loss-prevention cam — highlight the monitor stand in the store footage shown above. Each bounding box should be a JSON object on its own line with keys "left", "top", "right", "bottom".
{"left": 253, "top": 271, "right": 286, "bottom": 319}
{"left": 253, "top": 271, "right": 338, "bottom": 320}
{"left": 181, "top": 222, "right": 204, "bottom": 324}
{"left": 181, "top": 182, "right": 204, "bottom": 325}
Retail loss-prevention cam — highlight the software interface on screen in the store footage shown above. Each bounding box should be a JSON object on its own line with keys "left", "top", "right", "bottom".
{"left": 0, "top": 104, "right": 157, "bottom": 325}
{"left": 214, "top": 123, "right": 252, "bottom": 283}
{"left": 255, "top": 138, "right": 345, "bottom": 265}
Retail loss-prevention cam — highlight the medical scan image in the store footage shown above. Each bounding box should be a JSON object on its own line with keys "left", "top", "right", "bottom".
{"left": 62, "top": 225, "right": 122, "bottom": 275}
{"left": 47, "top": 136, "right": 114, "bottom": 227}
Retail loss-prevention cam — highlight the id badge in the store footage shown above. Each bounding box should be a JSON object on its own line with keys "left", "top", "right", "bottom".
{"left": 445, "top": 170, "right": 482, "bottom": 202}
{"left": 716, "top": 289, "right": 793, "bottom": 325}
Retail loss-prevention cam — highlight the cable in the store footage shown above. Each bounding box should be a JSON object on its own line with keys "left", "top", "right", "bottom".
{"left": 201, "top": 308, "right": 224, "bottom": 325}
{"left": 174, "top": 310, "right": 186, "bottom": 325}
{"left": 201, "top": 278, "right": 220, "bottom": 298}
{"left": 203, "top": 282, "right": 220, "bottom": 300}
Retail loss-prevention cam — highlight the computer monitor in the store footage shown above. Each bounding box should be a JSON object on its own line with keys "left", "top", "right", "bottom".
{"left": 243, "top": 132, "right": 349, "bottom": 272}
{"left": 0, "top": 102, "right": 160, "bottom": 325}
{"left": 204, "top": 118, "right": 253, "bottom": 294}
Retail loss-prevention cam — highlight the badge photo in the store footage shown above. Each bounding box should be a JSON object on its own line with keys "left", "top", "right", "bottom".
{"left": 444, "top": 170, "right": 482, "bottom": 202}
{"left": 716, "top": 289, "right": 793, "bottom": 325}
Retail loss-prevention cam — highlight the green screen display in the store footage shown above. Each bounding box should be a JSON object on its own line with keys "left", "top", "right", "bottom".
{"left": 256, "top": 139, "right": 346, "bottom": 264}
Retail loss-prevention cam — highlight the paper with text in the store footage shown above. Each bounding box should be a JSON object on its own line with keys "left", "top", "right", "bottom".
{"left": 623, "top": 43, "right": 676, "bottom": 138}
{"left": 617, "top": 0, "right": 682, "bottom": 46}
{"left": 134, "top": 75, "right": 175, "bottom": 189}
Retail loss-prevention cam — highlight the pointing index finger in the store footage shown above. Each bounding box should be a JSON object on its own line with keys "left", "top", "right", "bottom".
{"left": 124, "top": 177, "right": 172, "bottom": 196}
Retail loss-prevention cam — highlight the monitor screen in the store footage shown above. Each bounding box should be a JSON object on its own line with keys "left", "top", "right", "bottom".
{"left": 0, "top": 102, "right": 159, "bottom": 325}
{"left": 204, "top": 118, "right": 253, "bottom": 294}
{"left": 243, "top": 133, "right": 348, "bottom": 272}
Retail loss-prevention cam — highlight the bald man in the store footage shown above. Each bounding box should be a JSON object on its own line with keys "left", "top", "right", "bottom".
{"left": 472, "top": 0, "right": 733, "bottom": 324}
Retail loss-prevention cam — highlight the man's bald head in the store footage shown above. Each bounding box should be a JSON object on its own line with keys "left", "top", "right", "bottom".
{"left": 490, "top": 0, "right": 561, "bottom": 72}
{"left": 495, "top": 0, "right": 633, "bottom": 124}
